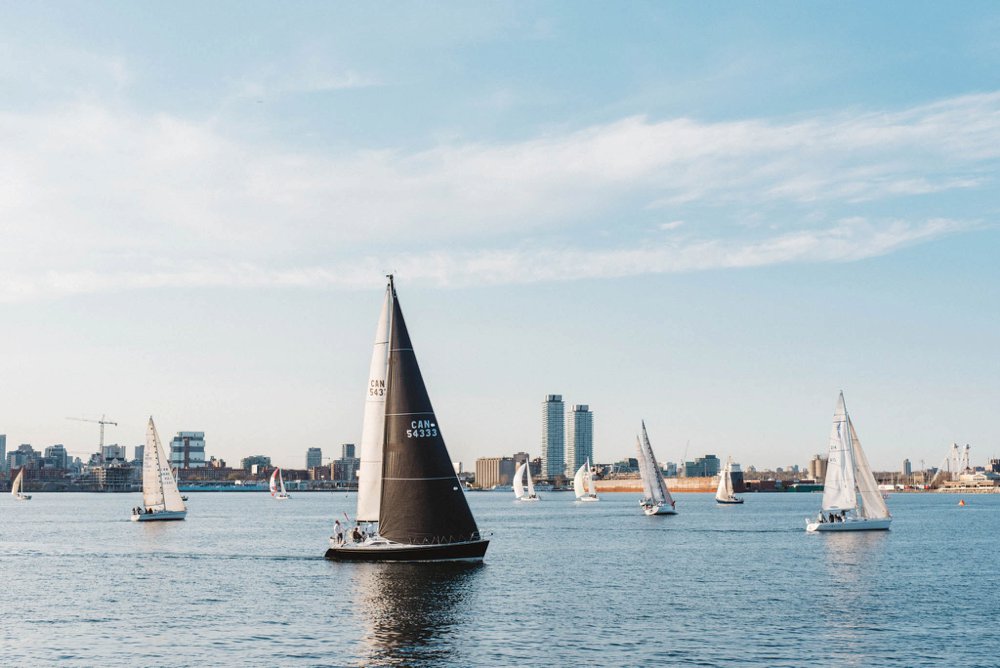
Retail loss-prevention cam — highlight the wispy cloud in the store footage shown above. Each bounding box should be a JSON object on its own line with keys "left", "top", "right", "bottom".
{"left": 1, "top": 92, "right": 997, "bottom": 301}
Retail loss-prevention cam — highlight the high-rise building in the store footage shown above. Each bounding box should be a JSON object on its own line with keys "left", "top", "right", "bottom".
{"left": 170, "top": 432, "right": 206, "bottom": 469}
{"left": 341, "top": 443, "right": 356, "bottom": 459}
{"left": 102, "top": 444, "right": 128, "bottom": 464}
{"left": 541, "top": 394, "right": 565, "bottom": 479}
{"left": 306, "top": 447, "right": 323, "bottom": 469}
{"left": 902, "top": 458, "right": 912, "bottom": 476}
{"left": 565, "top": 404, "right": 594, "bottom": 475}
{"left": 0, "top": 434, "right": 6, "bottom": 471}
{"left": 44, "top": 444, "right": 69, "bottom": 469}
{"left": 133, "top": 444, "right": 145, "bottom": 465}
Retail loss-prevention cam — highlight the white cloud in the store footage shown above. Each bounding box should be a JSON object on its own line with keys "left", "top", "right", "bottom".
{"left": 1, "top": 92, "right": 997, "bottom": 301}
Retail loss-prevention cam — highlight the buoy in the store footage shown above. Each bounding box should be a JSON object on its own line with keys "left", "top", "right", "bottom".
{"left": 959, "top": 499, "right": 966, "bottom": 506}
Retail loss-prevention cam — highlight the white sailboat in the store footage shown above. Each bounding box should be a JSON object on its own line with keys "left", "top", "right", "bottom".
{"left": 270, "top": 468, "right": 291, "bottom": 500}
{"left": 132, "top": 417, "right": 187, "bottom": 522}
{"left": 573, "top": 459, "right": 599, "bottom": 502}
{"left": 513, "top": 460, "right": 540, "bottom": 502}
{"left": 11, "top": 468, "right": 31, "bottom": 501}
{"left": 715, "top": 456, "right": 743, "bottom": 505}
{"left": 806, "top": 392, "right": 891, "bottom": 532}
{"left": 636, "top": 421, "right": 676, "bottom": 515}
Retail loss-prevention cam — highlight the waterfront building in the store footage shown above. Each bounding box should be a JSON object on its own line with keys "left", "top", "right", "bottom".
{"left": 306, "top": 447, "right": 323, "bottom": 469}
{"left": 541, "top": 394, "right": 565, "bottom": 479}
{"left": 7, "top": 444, "right": 41, "bottom": 471}
{"left": 683, "top": 454, "right": 720, "bottom": 478}
{"left": 807, "top": 454, "right": 828, "bottom": 481}
{"left": 902, "top": 458, "right": 912, "bottom": 476}
{"left": 475, "top": 456, "right": 516, "bottom": 489}
{"left": 241, "top": 455, "right": 271, "bottom": 470}
{"left": 565, "top": 404, "right": 593, "bottom": 476}
{"left": 170, "top": 432, "right": 206, "bottom": 469}
{"left": 333, "top": 456, "right": 360, "bottom": 484}
{"left": 0, "top": 434, "right": 6, "bottom": 471}
{"left": 102, "top": 444, "right": 128, "bottom": 465}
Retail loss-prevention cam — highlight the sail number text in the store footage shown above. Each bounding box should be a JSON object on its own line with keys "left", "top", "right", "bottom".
{"left": 407, "top": 419, "right": 438, "bottom": 439}
{"left": 368, "top": 379, "right": 385, "bottom": 397}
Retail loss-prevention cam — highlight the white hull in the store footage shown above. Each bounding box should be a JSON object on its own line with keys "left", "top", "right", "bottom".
{"left": 14, "top": 493, "right": 31, "bottom": 501}
{"left": 643, "top": 503, "right": 677, "bottom": 515}
{"left": 131, "top": 510, "right": 187, "bottom": 522}
{"left": 806, "top": 517, "right": 891, "bottom": 532}
{"left": 516, "top": 495, "right": 540, "bottom": 502}
{"left": 275, "top": 494, "right": 291, "bottom": 500}
{"left": 575, "top": 495, "right": 599, "bottom": 503}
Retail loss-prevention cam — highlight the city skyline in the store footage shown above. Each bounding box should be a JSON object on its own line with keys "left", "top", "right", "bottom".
{"left": 2, "top": 4, "right": 999, "bottom": 470}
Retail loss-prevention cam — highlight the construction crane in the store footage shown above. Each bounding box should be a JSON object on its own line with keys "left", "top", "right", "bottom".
{"left": 66, "top": 414, "right": 118, "bottom": 450}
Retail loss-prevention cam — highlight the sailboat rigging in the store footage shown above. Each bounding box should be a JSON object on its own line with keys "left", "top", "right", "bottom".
{"left": 715, "top": 456, "right": 743, "bottom": 505}
{"left": 270, "top": 468, "right": 290, "bottom": 500}
{"left": 806, "top": 392, "right": 891, "bottom": 532}
{"left": 573, "top": 458, "right": 599, "bottom": 502}
{"left": 325, "top": 275, "right": 489, "bottom": 562}
{"left": 131, "top": 417, "right": 187, "bottom": 522}
{"left": 636, "top": 421, "right": 676, "bottom": 515}
{"left": 513, "top": 459, "right": 540, "bottom": 502}
{"left": 11, "top": 468, "right": 31, "bottom": 501}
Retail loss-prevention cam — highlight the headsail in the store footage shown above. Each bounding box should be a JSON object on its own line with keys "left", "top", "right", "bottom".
{"left": 820, "top": 393, "right": 857, "bottom": 512}
{"left": 848, "top": 417, "right": 890, "bottom": 519}
{"left": 11, "top": 469, "right": 23, "bottom": 497}
{"left": 269, "top": 469, "right": 278, "bottom": 496}
{"left": 377, "top": 284, "right": 480, "bottom": 545}
{"left": 636, "top": 436, "right": 654, "bottom": 501}
{"left": 573, "top": 463, "right": 587, "bottom": 499}
{"left": 356, "top": 283, "right": 391, "bottom": 523}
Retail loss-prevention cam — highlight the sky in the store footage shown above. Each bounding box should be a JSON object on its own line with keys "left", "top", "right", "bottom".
{"left": 1, "top": 1, "right": 999, "bottom": 471}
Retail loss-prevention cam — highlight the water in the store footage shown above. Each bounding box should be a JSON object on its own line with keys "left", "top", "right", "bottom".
{"left": 1, "top": 491, "right": 997, "bottom": 667}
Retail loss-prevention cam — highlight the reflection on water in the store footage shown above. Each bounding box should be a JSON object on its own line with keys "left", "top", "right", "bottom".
{"left": 354, "top": 563, "right": 484, "bottom": 667}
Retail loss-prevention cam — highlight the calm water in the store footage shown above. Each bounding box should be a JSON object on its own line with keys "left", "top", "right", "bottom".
{"left": 1, "top": 491, "right": 998, "bottom": 667}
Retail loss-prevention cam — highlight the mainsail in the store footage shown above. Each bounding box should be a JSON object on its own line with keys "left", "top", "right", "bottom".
{"left": 377, "top": 285, "right": 480, "bottom": 545}
{"left": 820, "top": 393, "right": 857, "bottom": 512}
{"left": 143, "top": 417, "right": 186, "bottom": 512}
{"left": 356, "top": 284, "right": 391, "bottom": 523}
{"left": 278, "top": 469, "right": 287, "bottom": 496}
{"left": 640, "top": 422, "right": 673, "bottom": 507}
{"left": 849, "top": 417, "right": 890, "bottom": 519}
{"left": 525, "top": 461, "right": 536, "bottom": 497}
{"left": 513, "top": 461, "right": 527, "bottom": 499}
{"left": 11, "top": 468, "right": 24, "bottom": 497}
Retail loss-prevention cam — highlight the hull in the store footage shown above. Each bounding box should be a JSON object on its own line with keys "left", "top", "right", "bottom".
{"left": 806, "top": 517, "right": 891, "bottom": 532}
{"left": 14, "top": 494, "right": 31, "bottom": 501}
{"left": 516, "top": 495, "right": 540, "bottom": 502}
{"left": 274, "top": 494, "right": 291, "bottom": 500}
{"left": 643, "top": 504, "right": 677, "bottom": 515}
{"left": 575, "top": 495, "right": 599, "bottom": 503}
{"left": 716, "top": 497, "right": 744, "bottom": 505}
{"left": 131, "top": 510, "right": 187, "bottom": 522}
{"left": 325, "top": 538, "right": 490, "bottom": 563}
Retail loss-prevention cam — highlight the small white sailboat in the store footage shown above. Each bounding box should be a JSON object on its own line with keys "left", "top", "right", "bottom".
{"left": 513, "top": 460, "right": 540, "bottom": 502}
{"left": 132, "top": 417, "right": 187, "bottom": 521}
{"left": 270, "top": 468, "right": 291, "bottom": 500}
{"left": 172, "top": 468, "right": 189, "bottom": 501}
{"left": 715, "top": 456, "right": 743, "bottom": 505}
{"left": 806, "top": 392, "right": 891, "bottom": 532}
{"left": 573, "top": 459, "right": 599, "bottom": 502}
{"left": 636, "top": 421, "right": 676, "bottom": 515}
{"left": 11, "top": 468, "right": 31, "bottom": 501}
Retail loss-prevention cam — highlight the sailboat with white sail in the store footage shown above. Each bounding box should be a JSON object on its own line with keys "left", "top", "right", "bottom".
{"left": 270, "top": 468, "right": 290, "bottom": 500}
{"left": 715, "top": 456, "right": 743, "bottom": 505}
{"left": 806, "top": 392, "right": 891, "bottom": 532}
{"left": 636, "top": 421, "right": 676, "bottom": 515}
{"left": 325, "top": 275, "right": 489, "bottom": 562}
{"left": 513, "top": 459, "right": 540, "bottom": 501}
{"left": 132, "top": 417, "right": 187, "bottom": 522}
{"left": 573, "top": 459, "right": 599, "bottom": 502}
{"left": 10, "top": 468, "right": 31, "bottom": 501}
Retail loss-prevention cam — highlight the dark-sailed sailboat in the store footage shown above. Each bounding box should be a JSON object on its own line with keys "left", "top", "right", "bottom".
{"left": 325, "top": 276, "right": 489, "bottom": 562}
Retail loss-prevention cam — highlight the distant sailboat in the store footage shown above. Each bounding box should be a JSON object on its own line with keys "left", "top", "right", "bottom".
{"left": 270, "top": 468, "right": 290, "bottom": 500}
{"left": 806, "top": 392, "right": 891, "bottom": 532}
{"left": 11, "top": 468, "right": 31, "bottom": 501}
{"left": 636, "top": 421, "right": 676, "bottom": 515}
{"left": 325, "top": 275, "right": 489, "bottom": 562}
{"left": 513, "top": 460, "right": 540, "bottom": 502}
{"left": 715, "top": 456, "right": 743, "bottom": 505}
{"left": 574, "top": 459, "right": 599, "bottom": 502}
{"left": 172, "top": 468, "right": 188, "bottom": 501}
{"left": 132, "top": 417, "right": 187, "bottom": 522}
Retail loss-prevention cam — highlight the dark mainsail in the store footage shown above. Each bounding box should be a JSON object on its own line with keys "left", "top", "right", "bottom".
{"left": 378, "top": 288, "right": 481, "bottom": 545}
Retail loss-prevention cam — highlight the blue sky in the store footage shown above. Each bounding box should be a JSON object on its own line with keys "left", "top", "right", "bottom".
{"left": 1, "top": 2, "right": 998, "bottom": 470}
